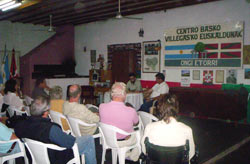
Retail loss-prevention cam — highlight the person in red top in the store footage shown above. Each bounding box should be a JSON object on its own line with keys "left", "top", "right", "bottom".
{"left": 99, "top": 82, "right": 140, "bottom": 161}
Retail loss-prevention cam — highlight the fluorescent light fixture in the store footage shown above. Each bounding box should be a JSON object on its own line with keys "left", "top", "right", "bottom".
{"left": 0, "top": 0, "right": 13, "bottom": 6}
{"left": 0, "top": 1, "right": 15, "bottom": 9}
{"left": 2, "top": 2, "right": 21, "bottom": 11}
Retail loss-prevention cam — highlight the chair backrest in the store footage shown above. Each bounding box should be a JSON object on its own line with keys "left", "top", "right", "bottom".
{"left": 67, "top": 116, "right": 99, "bottom": 138}
{"left": 0, "top": 139, "right": 27, "bottom": 164}
{"left": 145, "top": 137, "right": 188, "bottom": 164}
{"left": 0, "top": 111, "right": 6, "bottom": 117}
{"left": 1, "top": 104, "right": 9, "bottom": 112}
{"left": 49, "top": 110, "right": 72, "bottom": 133}
{"left": 98, "top": 122, "right": 126, "bottom": 148}
{"left": 7, "top": 106, "right": 28, "bottom": 118}
{"left": 85, "top": 104, "right": 99, "bottom": 113}
{"left": 138, "top": 111, "right": 159, "bottom": 129}
{"left": 24, "top": 95, "right": 33, "bottom": 106}
{"left": 24, "top": 138, "right": 81, "bottom": 164}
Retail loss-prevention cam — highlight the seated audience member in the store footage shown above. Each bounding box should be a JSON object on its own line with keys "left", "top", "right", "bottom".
{"left": 99, "top": 82, "right": 140, "bottom": 162}
{"left": 50, "top": 85, "right": 70, "bottom": 131}
{"left": 63, "top": 84, "right": 99, "bottom": 135}
{"left": 3, "top": 79, "right": 24, "bottom": 110}
{"left": 150, "top": 94, "right": 179, "bottom": 116}
{"left": 31, "top": 78, "right": 51, "bottom": 99}
{"left": 0, "top": 122, "right": 20, "bottom": 154}
{"left": 126, "top": 73, "right": 142, "bottom": 92}
{"left": 141, "top": 100, "right": 195, "bottom": 161}
{"left": 139, "top": 72, "right": 169, "bottom": 113}
{"left": 11, "top": 96, "right": 97, "bottom": 164}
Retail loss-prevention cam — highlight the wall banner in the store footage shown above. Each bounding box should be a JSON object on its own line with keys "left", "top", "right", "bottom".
{"left": 164, "top": 21, "right": 243, "bottom": 68}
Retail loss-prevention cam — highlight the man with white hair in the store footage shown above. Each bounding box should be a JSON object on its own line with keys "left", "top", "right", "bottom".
{"left": 99, "top": 82, "right": 140, "bottom": 162}
{"left": 11, "top": 95, "right": 97, "bottom": 164}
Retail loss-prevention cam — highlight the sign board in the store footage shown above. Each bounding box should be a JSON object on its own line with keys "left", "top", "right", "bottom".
{"left": 164, "top": 21, "right": 243, "bottom": 68}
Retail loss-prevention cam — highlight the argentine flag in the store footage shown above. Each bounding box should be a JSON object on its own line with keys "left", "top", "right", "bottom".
{"left": 1, "top": 45, "right": 10, "bottom": 84}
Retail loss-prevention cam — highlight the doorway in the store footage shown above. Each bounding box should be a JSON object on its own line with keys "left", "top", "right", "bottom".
{"left": 108, "top": 43, "right": 142, "bottom": 84}
{"left": 112, "top": 50, "right": 137, "bottom": 83}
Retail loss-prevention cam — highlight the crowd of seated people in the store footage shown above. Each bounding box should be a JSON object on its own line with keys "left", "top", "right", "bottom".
{"left": 0, "top": 74, "right": 196, "bottom": 164}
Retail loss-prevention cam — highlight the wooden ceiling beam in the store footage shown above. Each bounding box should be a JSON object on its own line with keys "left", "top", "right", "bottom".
{"left": 44, "top": 0, "right": 170, "bottom": 26}
{"left": 0, "top": 0, "right": 57, "bottom": 21}
{"left": 31, "top": 0, "right": 143, "bottom": 25}
{"left": 21, "top": 0, "right": 117, "bottom": 24}
{"left": 10, "top": 0, "right": 78, "bottom": 22}
{"left": 53, "top": 0, "right": 183, "bottom": 26}
{"left": 12, "top": 0, "right": 106, "bottom": 23}
{"left": 71, "top": 0, "right": 219, "bottom": 26}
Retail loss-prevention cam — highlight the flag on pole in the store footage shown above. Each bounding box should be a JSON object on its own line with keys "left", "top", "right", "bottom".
{"left": 10, "top": 48, "right": 18, "bottom": 78}
{"left": 1, "top": 44, "right": 10, "bottom": 83}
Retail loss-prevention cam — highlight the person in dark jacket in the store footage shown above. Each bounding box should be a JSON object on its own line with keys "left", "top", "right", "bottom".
{"left": 12, "top": 95, "right": 97, "bottom": 164}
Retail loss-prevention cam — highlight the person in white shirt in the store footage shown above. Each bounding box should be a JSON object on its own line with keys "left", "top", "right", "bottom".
{"left": 139, "top": 72, "right": 169, "bottom": 112}
{"left": 3, "top": 79, "right": 24, "bottom": 110}
{"left": 141, "top": 99, "right": 195, "bottom": 162}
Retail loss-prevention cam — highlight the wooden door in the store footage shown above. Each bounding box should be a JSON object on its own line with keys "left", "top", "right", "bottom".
{"left": 112, "top": 50, "right": 137, "bottom": 83}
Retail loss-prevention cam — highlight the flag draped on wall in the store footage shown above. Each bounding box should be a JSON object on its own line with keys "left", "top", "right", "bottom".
{"left": 1, "top": 45, "right": 10, "bottom": 83}
{"left": 10, "top": 48, "right": 18, "bottom": 78}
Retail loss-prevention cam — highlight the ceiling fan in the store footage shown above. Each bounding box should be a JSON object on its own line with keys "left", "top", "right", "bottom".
{"left": 32, "top": 15, "right": 56, "bottom": 32}
{"left": 115, "top": 0, "right": 143, "bottom": 20}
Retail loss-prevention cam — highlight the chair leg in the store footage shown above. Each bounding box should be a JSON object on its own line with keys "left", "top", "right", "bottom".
{"left": 111, "top": 149, "right": 118, "bottom": 164}
{"left": 24, "top": 156, "right": 29, "bottom": 164}
{"left": 118, "top": 149, "right": 126, "bottom": 164}
{"left": 7, "top": 159, "right": 15, "bottom": 164}
{"left": 101, "top": 148, "right": 107, "bottom": 164}
{"left": 81, "top": 154, "right": 85, "bottom": 164}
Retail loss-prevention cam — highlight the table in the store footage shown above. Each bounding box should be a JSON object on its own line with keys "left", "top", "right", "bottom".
{"left": 104, "top": 92, "right": 143, "bottom": 110}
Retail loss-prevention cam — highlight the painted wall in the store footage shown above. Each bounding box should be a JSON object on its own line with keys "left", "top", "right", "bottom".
{"left": 75, "top": 0, "right": 250, "bottom": 85}
{"left": 0, "top": 21, "right": 55, "bottom": 56}
{"left": 20, "top": 25, "right": 75, "bottom": 96}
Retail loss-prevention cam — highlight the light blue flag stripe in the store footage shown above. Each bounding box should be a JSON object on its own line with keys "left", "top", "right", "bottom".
{"left": 165, "top": 54, "right": 196, "bottom": 59}
{"left": 165, "top": 45, "right": 195, "bottom": 50}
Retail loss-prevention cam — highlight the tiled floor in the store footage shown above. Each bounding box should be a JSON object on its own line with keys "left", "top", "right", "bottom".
{"left": 95, "top": 116, "right": 250, "bottom": 164}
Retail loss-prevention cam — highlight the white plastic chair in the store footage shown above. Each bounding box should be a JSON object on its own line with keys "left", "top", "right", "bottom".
{"left": 85, "top": 104, "right": 99, "bottom": 113}
{"left": 49, "top": 110, "right": 72, "bottom": 134}
{"left": 24, "top": 138, "right": 84, "bottom": 164}
{"left": 23, "top": 96, "right": 33, "bottom": 106}
{"left": 99, "top": 122, "right": 141, "bottom": 164}
{"left": 137, "top": 111, "right": 158, "bottom": 129}
{"left": 0, "top": 111, "right": 6, "bottom": 117}
{"left": 67, "top": 116, "right": 101, "bottom": 139}
{"left": 85, "top": 104, "right": 98, "bottom": 110}
{"left": 7, "top": 106, "right": 29, "bottom": 118}
{"left": 0, "top": 139, "right": 28, "bottom": 164}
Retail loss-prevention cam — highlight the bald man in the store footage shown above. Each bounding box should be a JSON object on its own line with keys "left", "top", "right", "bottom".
{"left": 63, "top": 84, "right": 99, "bottom": 135}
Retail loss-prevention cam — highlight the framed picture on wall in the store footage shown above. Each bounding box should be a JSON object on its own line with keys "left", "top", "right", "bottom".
{"left": 142, "top": 40, "right": 161, "bottom": 73}
{"left": 245, "top": 68, "right": 250, "bottom": 79}
{"left": 181, "top": 70, "right": 190, "bottom": 77}
{"left": 215, "top": 70, "right": 224, "bottom": 83}
{"left": 203, "top": 70, "right": 213, "bottom": 85}
{"left": 90, "top": 50, "right": 96, "bottom": 63}
{"left": 192, "top": 70, "right": 200, "bottom": 80}
{"left": 226, "top": 69, "right": 237, "bottom": 84}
